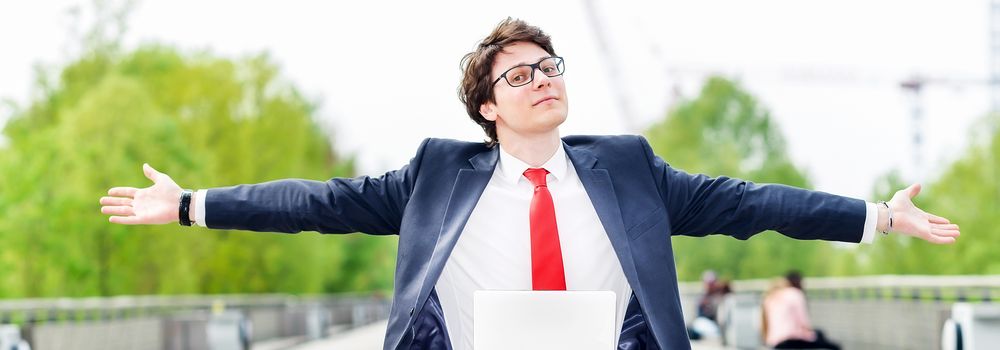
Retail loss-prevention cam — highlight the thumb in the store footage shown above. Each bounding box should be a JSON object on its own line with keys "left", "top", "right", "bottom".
{"left": 143, "top": 163, "right": 161, "bottom": 183}
{"left": 906, "top": 183, "right": 922, "bottom": 199}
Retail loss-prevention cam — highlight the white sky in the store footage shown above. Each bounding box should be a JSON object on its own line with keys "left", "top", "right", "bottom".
{"left": 0, "top": 0, "right": 993, "bottom": 199}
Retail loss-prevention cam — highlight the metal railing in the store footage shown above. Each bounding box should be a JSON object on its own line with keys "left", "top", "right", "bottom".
{"left": 4, "top": 275, "right": 999, "bottom": 349}
{"left": 678, "top": 275, "right": 1000, "bottom": 349}
{"left": 0, "top": 292, "right": 392, "bottom": 350}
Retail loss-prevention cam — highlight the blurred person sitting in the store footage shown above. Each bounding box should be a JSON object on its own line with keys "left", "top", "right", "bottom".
{"left": 688, "top": 270, "right": 731, "bottom": 339}
{"left": 761, "top": 274, "right": 840, "bottom": 349}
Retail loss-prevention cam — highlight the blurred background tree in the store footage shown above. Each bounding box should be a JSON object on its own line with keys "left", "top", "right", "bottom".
{"left": 645, "top": 76, "right": 999, "bottom": 282}
{"left": 855, "top": 115, "right": 1000, "bottom": 276}
{"left": 645, "top": 76, "right": 829, "bottom": 281}
{"left": 0, "top": 1, "right": 396, "bottom": 297}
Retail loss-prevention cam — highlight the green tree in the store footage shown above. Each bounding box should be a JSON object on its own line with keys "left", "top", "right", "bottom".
{"left": 0, "top": 43, "right": 395, "bottom": 297}
{"left": 856, "top": 115, "right": 1000, "bottom": 275}
{"left": 644, "top": 76, "right": 834, "bottom": 281}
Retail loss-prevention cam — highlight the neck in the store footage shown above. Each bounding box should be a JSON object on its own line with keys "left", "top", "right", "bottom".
{"left": 496, "top": 128, "right": 561, "bottom": 167}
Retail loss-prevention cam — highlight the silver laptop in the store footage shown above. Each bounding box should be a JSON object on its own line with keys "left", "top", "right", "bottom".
{"left": 473, "top": 290, "right": 616, "bottom": 350}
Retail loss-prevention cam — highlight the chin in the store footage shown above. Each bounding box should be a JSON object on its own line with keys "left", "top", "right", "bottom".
{"left": 541, "top": 113, "right": 567, "bottom": 130}
{"left": 535, "top": 105, "right": 567, "bottom": 119}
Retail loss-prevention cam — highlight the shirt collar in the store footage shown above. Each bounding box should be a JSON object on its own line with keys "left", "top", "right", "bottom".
{"left": 497, "top": 142, "right": 568, "bottom": 186}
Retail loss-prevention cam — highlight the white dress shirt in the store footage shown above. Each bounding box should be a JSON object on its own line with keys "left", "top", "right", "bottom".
{"left": 434, "top": 143, "right": 632, "bottom": 350}
{"left": 194, "top": 141, "right": 880, "bottom": 350}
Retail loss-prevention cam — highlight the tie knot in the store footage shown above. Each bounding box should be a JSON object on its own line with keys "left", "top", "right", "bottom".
{"left": 523, "top": 168, "right": 550, "bottom": 187}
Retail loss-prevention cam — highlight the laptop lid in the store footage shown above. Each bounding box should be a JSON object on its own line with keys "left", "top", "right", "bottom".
{"left": 473, "top": 290, "right": 616, "bottom": 350}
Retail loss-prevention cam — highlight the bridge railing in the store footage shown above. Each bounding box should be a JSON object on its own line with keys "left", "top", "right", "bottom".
{"left": 0, "top": 292, "right": 391, "bottom": 350}
{"left": 5, "top": 275, "right": 998, "bottom": 349}
{"left": 678, "top": 275, "right": 1000, "bottom": 350}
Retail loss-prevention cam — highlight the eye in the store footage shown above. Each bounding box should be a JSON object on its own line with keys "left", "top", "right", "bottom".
{"left": 511, "top": 74, "right": 526, "bottom": 82}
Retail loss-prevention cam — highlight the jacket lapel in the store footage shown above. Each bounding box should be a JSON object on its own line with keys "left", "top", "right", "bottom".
{"left": 413, "top": 147, "right": 497, "bottom": 316}
{"left": 564, "top": 142, "right": 641, "bottom": 289}
{"left": 410, "top": 142, "right": 643, "bottom": 332}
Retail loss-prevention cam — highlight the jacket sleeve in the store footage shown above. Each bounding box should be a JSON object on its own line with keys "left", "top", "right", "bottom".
{"left": 638, "top": 136, "right": 865, "bottom": 242}
{"left": 203, "top": 138, "right": 429, "bottom": 235}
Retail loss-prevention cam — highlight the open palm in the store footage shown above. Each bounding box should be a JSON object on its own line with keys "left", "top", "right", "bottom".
{"left": 888, "top": 183, "right": 960, "bottom": 244}
{"left": 100, "top": 163, "right": 183, "bottom": 225}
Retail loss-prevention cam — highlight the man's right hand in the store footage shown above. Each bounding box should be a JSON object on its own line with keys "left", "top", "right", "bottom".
{"left": 101, "top": 163, "right": 184, "bottom": 225}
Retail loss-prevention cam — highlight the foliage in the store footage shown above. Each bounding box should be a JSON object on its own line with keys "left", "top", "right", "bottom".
{"left": 646, "top": 76, "right": 998, "bottom": 281}
{"left": 0, "top": 44, "right": 396, "bottom": 297}
{"left": 645, "top": 76, "right": 828, "bottom": 281}
{"left": 856, "top": 116, "right": 1000, "bottom": 275}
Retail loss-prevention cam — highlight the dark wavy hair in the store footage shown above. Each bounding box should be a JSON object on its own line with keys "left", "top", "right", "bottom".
{"left": 458, "top": 18, "right": 556, "bottom": 148}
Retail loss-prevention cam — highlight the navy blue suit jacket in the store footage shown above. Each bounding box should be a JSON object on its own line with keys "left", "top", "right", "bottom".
{"left": 204, "top": 135, "right": 866, "bottom": 349}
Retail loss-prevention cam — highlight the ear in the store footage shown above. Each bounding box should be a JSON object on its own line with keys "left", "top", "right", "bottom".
{"left": 479, "top": 102, "right": 498, "bottom": 122}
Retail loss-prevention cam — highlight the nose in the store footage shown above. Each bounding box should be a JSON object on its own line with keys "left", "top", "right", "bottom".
{"left": 532, "top": 68, "right": 552, "bottom": 89}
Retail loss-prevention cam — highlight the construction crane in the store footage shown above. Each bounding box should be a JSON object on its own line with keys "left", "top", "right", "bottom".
{"left": 581, "top": 0, "right": 640, "bottom": 132}
{"left": 992, "top": 0, "right": 1000, "bottom": 113}
{"left": 583, "top": 0, "right": 998, "bottom": 186}
{"left": 898, "top": 75, "right": 992, "bottom": 181}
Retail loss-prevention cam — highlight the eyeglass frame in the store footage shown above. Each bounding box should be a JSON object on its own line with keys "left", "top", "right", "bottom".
{"left": 491, "top": 56, "right": 565, "bottom": 88}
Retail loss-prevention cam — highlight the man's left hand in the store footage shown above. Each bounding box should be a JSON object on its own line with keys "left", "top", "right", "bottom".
{"left": 883, "top": 183, "right": 960, "bottom": 244}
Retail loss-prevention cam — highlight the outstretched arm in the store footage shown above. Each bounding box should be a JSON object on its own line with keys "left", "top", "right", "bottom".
{"left": 100, "top": 140, "right": 426, "bottom": 234}
{"left": 640, "top": 137, "right": 960, "bottom": 244}
{"left": 100, "top": 161, "right": 418, "bottom": 235}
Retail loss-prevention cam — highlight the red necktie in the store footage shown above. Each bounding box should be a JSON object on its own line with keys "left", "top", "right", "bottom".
{"left": 523, "top": 168, "right": 567, "bottom": 290}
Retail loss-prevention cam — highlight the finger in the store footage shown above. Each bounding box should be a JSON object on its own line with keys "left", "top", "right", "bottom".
{"left": 927, "top": 214, "right": 951, "bottom": 224}
{"left": 924, "top": 235, "right": 956, "bottom": 245}
{"left": 931, "top": 228, "right": 961, "bottom": 238}
{"left": 101, "top": 206, "right": 135, "bottom": 216}
{"left": 143, "top": 163, "right": 162, "bottom": 183}
{"left": 927, "top": 237, "right": 955, "bottom": 244}
{"left": 99, "top": 196, "right": 133, "bottom": 206}
{"left": 109, "top": 216, "right": 143, "bottom": 225}
{"left": 931, "top": 223, "right": 959, "bottom": 231}
{"left": 108, "top": 187, "right": 139, "bottom": 197}
{"left": 906, "top": 183, "right": 922, "bottom": 199}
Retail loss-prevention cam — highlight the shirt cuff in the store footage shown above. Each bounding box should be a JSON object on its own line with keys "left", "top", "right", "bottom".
{"left": 860, "top": 202, "right": 878, "bottom": 244}
{"left": 195, "top": 189, "right": 208, "bottom": 227}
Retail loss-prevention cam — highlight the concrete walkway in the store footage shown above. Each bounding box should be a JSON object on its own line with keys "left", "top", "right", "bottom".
{"left": 287, "top": 321, "right": 387, "bottom": 350}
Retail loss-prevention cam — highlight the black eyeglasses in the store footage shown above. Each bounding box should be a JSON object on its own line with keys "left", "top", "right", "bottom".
{"left": 492, "top": 56, "right": 565, "bottom": 88}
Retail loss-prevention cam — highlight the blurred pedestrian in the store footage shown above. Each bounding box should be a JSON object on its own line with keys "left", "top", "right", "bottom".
{"left": 762, "top": 274, "right": 840, "bottom": 349}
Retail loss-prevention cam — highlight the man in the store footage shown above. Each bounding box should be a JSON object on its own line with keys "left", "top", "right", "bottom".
{"left": 100, "top": 18, "right": 960, "bottom": 350}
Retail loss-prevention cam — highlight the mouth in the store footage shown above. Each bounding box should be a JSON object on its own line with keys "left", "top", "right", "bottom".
{"left": 533, "top": 96, "right": 558, "bottom": 106}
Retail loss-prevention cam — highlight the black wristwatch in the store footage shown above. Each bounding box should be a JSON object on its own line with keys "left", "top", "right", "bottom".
{"left": 179, "top": 189, "right": 193, "bottom": 226}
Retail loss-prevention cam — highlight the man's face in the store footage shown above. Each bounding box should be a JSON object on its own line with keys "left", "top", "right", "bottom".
{"left": 480, "top": 41, "right": 568, "bottom": 140}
